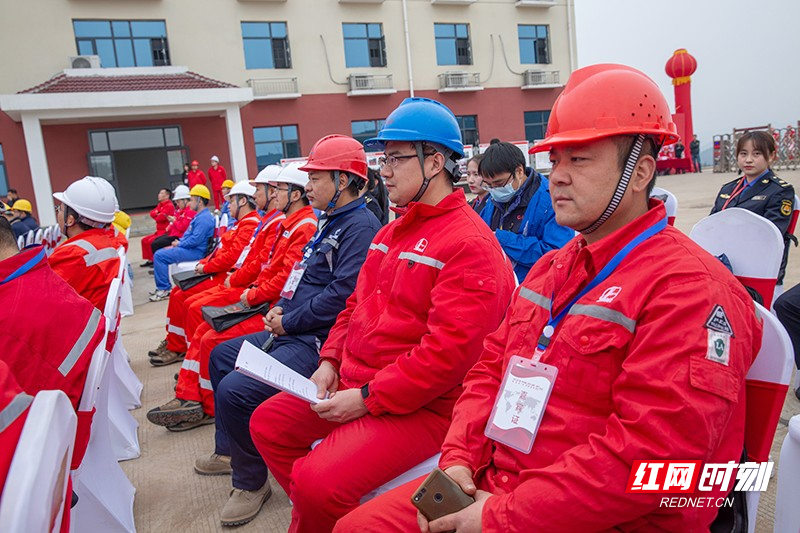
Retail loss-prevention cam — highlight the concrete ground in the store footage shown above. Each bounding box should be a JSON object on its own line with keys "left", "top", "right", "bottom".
{"left": 118, "top": 168, "right": 800, "bottom": 532}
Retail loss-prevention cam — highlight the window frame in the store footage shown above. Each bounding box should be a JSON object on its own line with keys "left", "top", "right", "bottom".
{"left": 455, "top": 115, "right": 479, "bottom": 147}
{"left": 253, "top": 125, "right": 301, "bottom": 170}
{"left": 241, "top": 21, "right": 292, "bottom": 70}
{"left": 434, "top": 23, "right": 472, "bottom": 66}
{"left": 0, "top": 144, "right": 8, "bottom": 197}
{"left": 73, "top": 19, "right": 170, "bottom": 68}
{"left": 524, "top": 110, "right": 551, "bottom": 142}
{"left": 342, "top": 23, "right": 387, "bottom": 68}
{"left": 351, "top": 119, "right": 386, "bottom": 145}
{"left": 517, "top": 24, "right": 551, "bottom": 65}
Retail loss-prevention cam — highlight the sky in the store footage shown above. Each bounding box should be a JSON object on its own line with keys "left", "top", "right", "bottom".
{"left": 573, "top": 0, "right": 800, "bottom": 154}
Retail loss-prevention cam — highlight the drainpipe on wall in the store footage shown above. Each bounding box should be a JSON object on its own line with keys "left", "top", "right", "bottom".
{"left": 402, "top": 0, "right": 415, "bottom": 97}
{"left": 566, "top": 0, "right": 576, "bottom": 73}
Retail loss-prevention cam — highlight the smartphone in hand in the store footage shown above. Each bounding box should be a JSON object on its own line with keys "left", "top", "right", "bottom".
{"left": 411, "top": 468, "right": 475, "bottom": 523}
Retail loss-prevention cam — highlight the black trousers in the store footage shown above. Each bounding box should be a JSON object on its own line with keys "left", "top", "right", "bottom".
{"left": 774, "top": 283, "right": 800, "bottom": 369}
{"left": 150, "top": 234, "right": 175, "bottom": 255}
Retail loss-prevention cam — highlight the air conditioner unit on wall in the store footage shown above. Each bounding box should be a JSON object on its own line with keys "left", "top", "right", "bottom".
{"left": 352, "top": 74, "right": 374, "bottom": 90}
{"left": 445, "top": 72, "right": 468, "bottom": 88}
{"left": 69, "top": 55, "right": 101, "bottom": 69}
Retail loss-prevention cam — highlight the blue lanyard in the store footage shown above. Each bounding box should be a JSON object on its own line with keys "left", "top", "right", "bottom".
{"left": 536, "top": 216, "right": 668, "bottom": 353}
{"left": 0, "top": 247, "right": 45, "bottom": 286}
{"left": 306, "top": 203, "right": 366, "bottom": 253}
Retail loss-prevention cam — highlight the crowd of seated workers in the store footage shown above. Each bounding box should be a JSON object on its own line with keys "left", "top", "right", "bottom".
{"left": 3, "top": 65, "right": 797, "bottom": 533}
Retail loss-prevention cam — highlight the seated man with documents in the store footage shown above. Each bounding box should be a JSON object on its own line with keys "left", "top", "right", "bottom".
{"left": 249, "top": 99, "right": 516, "bottom": 533}
{"left": 195, "top": 135, "right": 382, "bottom": 527}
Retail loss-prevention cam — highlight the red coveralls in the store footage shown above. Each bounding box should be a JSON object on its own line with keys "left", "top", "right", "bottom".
{"left": 187, "top": 169, "right": 207, "bottom": 189}
{"left": 208, "top": 164, "right": 228, "bottom": 209}
{"left": 169, "top": 207, "right": 196, "bottom": 238}
{"left": 175, "top": 206, "right": 317, "bottom": 415}
{"left": 0, "top": 360, "right": 30, "bottom": 499}
{"left": 251, "top": 189, "right": 516, "bottom": 533}
{"left": 164, "top": 210, "right": 260, "bottom": 353}
{"left": 49, "top": 227, "right": 121, "bottom": 311}
{"left": 0, "top": 245, "right": 106, "bottom": 469}
{"left": 142, "top": 199, "right": 175, "bottom": 261}
{"left": 337, "top": 201, "right": 763, "bottom": 532}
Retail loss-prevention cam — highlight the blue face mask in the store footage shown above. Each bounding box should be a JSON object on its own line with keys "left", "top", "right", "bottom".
{"left": 488, "top": 181, "right": 518, "bottom": 203}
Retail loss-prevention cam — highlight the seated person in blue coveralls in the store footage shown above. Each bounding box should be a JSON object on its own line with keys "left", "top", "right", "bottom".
{"left": 193, "top": 135, "right": 382, "bottom": 527}
{"left": 150, "top": 184, "right": 216, "bottom": 301}
{"left": 479, "top": 141, "right": 573, "bottom": 281}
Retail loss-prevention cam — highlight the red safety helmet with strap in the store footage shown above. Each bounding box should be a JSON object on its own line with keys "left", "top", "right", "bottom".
{"left": 530, "top": 64, "right": 679, "bottom": 154}
{"left": 299, "top": 134, "right": 369, "bottom": 181}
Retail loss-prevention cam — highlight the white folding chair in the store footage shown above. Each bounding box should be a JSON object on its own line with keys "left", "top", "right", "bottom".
{"left": 0, "top": 390, "right": 76, "bottom": 533}
{"left": 33, "top": 228, "right": 44, "bottom": 244}
{"left": 71, "top": 312, "right": 136, "bottom": 533}
{"left": 742, "top": 303, "right": 794, "bottom": 533}
{"left": 774, "top": 414, "right": 800, "bottom": 533}
{"left": 24, "top": 229, "right": 35, "bottom": 246}
{"left": 690, "top": 208, "right": 784, "bottom": 308}
{"left": 650, "top": 187, "right": 678, "bottom": 226}
{"left": 167, "top": 260, "right": 200, "bottom": 287}
{"left": 773, "top": 193, "right": 800, "bottom": 303}
{"left": 16, "top": 235, "right": 24, "bottom": 250}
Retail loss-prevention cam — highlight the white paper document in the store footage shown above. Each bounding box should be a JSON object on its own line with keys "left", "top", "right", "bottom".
{"left": 235, "top": 340, "right": 325, "bottom": 404}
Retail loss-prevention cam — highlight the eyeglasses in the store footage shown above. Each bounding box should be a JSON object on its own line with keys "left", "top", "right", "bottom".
{"left": 480, "top": 172, "right": 514, "bottom": 191}
{"left": 269, "top": 185, "right": 290, "bottom": 193}
{"left": 378, "top": 152, "right": 436, "bottom": 169}
{"left": 55, "top": 205, "right": 62, "bottom": 214}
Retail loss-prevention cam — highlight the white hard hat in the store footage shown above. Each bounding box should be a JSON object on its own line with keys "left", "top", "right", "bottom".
{"left": 271, "top": 162, "right": 309, "bottom": 188}
{"left": 253, "top": 164, "right": 283, "bottom": 184}
{"left": 225, "top": 181, "right": 256, "bottom": 198}
{"left": 173, "top": 185, "right": 191, "bottom": 201}
{"left": 53, "top": 176, "right": 116, "bottom": 224}
{"left": 210, "top": 155, "right": 219, "bottom": 162}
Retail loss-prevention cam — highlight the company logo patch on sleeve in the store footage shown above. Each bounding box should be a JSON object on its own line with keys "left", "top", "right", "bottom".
{"left": 705, "top": 304, "right": 734, "bottom": 337}
{"left": 781, "top": 199, "right": 792, "bottom": 216}
{"left": 706, "top": 331, "right": 731, "bottom": 365}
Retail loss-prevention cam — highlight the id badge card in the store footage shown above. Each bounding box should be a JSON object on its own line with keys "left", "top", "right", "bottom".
{"left": 484, "top": 355, "right": 557, "bottom": 454}
{"left": 234, "top": 246, "right": 251, "bottom": 269}
{"left": 280, "top": 262, "right": 306, "bottom": 300}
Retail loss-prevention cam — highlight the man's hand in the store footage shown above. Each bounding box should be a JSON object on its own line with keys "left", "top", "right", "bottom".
{"left": 171, "top": 239, "right": 180, "bottom": 247}
{"left": 239, "top": 289, "right": 250, "bottom": 307}
{"left": 309, "top": 360, "right": 339, "bottom": 400}
{"left": 194, "top": 263, "right": 205, "bottom": 274}
{"left": 223, "top": 276, "right": 232, "bottom": 288}
{"left": 264, "top": 306, "right": 286, "bottom": 336}
{"left": 311, "top": 388, "right": 367, "bottom": 423}
{"left": 167, "top": 215, "right": 176, "bottom": 223}
{"left": 417, "top": 490, "right": 491, "bottom": 533}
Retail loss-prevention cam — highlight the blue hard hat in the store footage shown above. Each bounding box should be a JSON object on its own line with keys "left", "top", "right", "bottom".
{"left": 365, "top": 98, "right": 465, "bottom": 158}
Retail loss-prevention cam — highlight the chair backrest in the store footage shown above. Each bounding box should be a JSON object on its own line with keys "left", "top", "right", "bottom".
{"left": 0, "top": 390, "right": 76, "bottom": 533}
{"left": 24, "top": 230, "right": 35, "bottom": 247}
{"left": 745, "top": 303, "right": 794, "bottom": 462}
{"left": 650, "top": 187, "right": 678, "bottom": 226}
{"left": 33, "top": 228, "right": 43, "bottom": 244}
{"left": 16, "top": 235, "right": 24, "bottom": 250}
{"left": 788, "top": 194, "right": 800, "bottom": 236}
{"left": 774, "top": 414, "right": 800, "bottom": 532}
{"left": 689, "top": 208, "right": 784, "bottom": 308}
{"left": 77, "top": 319, "right": 110, "bottom": 413}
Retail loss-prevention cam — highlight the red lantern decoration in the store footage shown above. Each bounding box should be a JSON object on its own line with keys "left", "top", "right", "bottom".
{"left": 664, "top": 49, "right": 698, "bottom": 148}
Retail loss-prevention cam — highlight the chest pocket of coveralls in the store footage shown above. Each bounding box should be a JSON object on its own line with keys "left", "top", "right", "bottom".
{"left": 557, "top": 314, "right": 633, "bottom": 409}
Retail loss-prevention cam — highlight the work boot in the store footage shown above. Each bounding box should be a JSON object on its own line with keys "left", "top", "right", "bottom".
{"left": 194, "top": 453, "right": 232, "bottom": 476}
{"left": 140, "top": 260, "right": 153, "bottom": 268}
{"left": 167, "top": 413, "right": 215, "bottom": 432}
{"left": 148, "top": 339, "right": 168, "bottom": 357}
{"left": 149, "top": 350, "right": 184, "bottom": 367}
{"left": 146, "top": 398, "right": 203, "bottom": 427}
{"left": 220, "top": 482, "right": 272, "bottom": 527}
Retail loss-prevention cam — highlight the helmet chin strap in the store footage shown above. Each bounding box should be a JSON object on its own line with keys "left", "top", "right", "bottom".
{"left": 578, "top": 134, "right": 646, "bottom": 234}
{"left": 405, "top": 142, "right": 432, "bottom": 206}
{"left": 326, "top": 170, "right": 344, "bottom": 214}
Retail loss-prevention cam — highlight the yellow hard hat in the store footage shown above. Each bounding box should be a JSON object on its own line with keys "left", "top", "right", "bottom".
{"left": 11, "top": 199, "right": 32, "bottom": 212}
{"left": 189, "top": 184, "right": 211, "bottom": 200}
{"left": 221, "top": 179, "right": 235, "bottom": 189}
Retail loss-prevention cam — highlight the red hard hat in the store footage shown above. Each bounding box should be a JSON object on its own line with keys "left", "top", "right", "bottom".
{"left": 530, "top": 64, "right": 679, "bottom": 154}
{"left": 299, "top": 135, "right": 368, "bottom": 181}
{"left": 191, "top": 160, "right": 199, "bottom": 166}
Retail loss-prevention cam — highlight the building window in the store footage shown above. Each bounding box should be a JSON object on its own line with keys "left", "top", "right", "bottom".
{"left": 524, "top": 110, "right": 551, "bottom": 141}
{"left": 254, "top": 126, "right": 300, "bottom": 169}
{"left": 241, "top": 22, "right": 291, "bottom": 69}
{"left": 434, "top": 23, "right": 471, "bottom": 66}
{"left": 518, "top": 25, "right": 550, "bottom": 65}
{"left": 342, "top": 23, "right": 386, "bottom": 68}
{"left": 351, "top": 120, "right": 385, "bottom": 146}
{"left": 73, "top": 20, "right": 170, "bottom": 67}
{"left": 456, "top": 115, "right": 479, "bottom": 147}
{"left": 0, "top": 145, "right": 7, "bottom": 197}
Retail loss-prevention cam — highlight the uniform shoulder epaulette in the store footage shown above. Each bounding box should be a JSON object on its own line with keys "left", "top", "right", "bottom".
{"left": 770, "top": 174, "right": 792, "bottom": 188}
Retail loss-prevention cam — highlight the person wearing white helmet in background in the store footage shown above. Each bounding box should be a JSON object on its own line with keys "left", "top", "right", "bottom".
{"left": 147, "top": 166, "right": 286, "bottom": 368}
{"left": 50, "top": 176, "right": 121, "bottom": 311}
{"left": 147, "top": 184, "right": 195, "bottom": 259}
{"left": 146, "top": 162, "right": 317, "bottom": 433}
{"left": 150, "top": 184, "right": 215, "bottom": 302}
{"left": 148, "top": 180, "right": 262, "bottom": 368}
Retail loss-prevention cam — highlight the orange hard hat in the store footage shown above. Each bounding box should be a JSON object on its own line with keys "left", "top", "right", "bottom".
{"left": 530, "top": 64, "right": 679, "bottom": 154}
{"left": 299, "top": 135, "right": 368, "bottom": 181}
